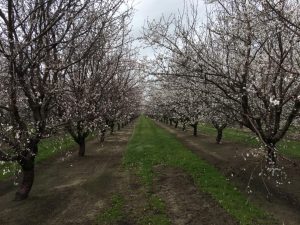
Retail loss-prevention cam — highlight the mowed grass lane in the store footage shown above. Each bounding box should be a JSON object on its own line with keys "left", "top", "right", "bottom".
{"left": 124, "top": 116, "right": 275, "bottom": 225}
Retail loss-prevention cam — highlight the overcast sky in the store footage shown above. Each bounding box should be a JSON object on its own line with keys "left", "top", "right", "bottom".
{"left": 130, "top": 0, "right": 207, "bottom": 58}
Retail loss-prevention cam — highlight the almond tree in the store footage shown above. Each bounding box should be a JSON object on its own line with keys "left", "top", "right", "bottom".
{"left": 143, "top": 0, "right": 300, "bottom": 164}
{"left": 146, "top": 66, "right": 205, "bottom": 136}
{"left": 202, "top": 0, "right": 300, "bottom": 163}
{"left": 0, "top": 0, "right": 103, "bottom": 200}
{"left": 57, "top": 0, "right": 136, "bottom": 156}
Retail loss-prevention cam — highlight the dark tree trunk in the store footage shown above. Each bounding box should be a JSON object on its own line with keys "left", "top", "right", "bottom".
{"left": 78, "top": 137, "right": 86, "bottom": 157}
{"left": 266, "top": 144, "right": 277, "bottom": 165}
{"left": 15, "top": 141, "right": 37, "bottom": 201}
{"left": 216, "top": 128, "right": 223, "bottom": 144}
{"left": 110, "top": 123, "right": 114, "bottom": 134}
{"left": 175, "top": 121, "right": 178, "bottom": 128}
{"left": 239, "top": 123, "right": 244, "bottom": 129}
{"left": 15, "top": 163, "right": 35, "bottom": 201}
{"left": 117, "top": 123, "right": 121, "bottom": 131}
{"left": 212, "top": 122, "right": 227, "bottom": 144}
{"left": 169, "top": 119, "right": 173, "bottom": 126}
{"left": 100, "top": 130, "right": 106, "bottom": 143}
{"left": 192, "top": 122, "right": 198, "bottom": 136}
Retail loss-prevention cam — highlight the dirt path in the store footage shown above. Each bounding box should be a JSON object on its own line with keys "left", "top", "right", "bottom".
{"left": 0, "top": 124, "right": 135, "bottom": 225}
{"left": 156, "top": 121, "right": 300, "bottom": 225}
{"left": 153, "top": 166, "right": 238, "bottom": 225}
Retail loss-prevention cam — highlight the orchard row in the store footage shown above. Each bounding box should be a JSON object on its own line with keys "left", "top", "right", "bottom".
{"left": 0, "top": 0, "right": 142, "bottom": 200}
{"left": 144, "top": 0, "right": 300, "bottom": 165}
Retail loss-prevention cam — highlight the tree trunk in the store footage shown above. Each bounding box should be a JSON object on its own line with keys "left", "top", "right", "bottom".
{"left": 212, "top": 122, "right": 227, "bottom": 144}
{"left": 100, "top": 130, "right": 105, "bottom": 143}
{"left": 117, "top": 123, "right": 121, "bottom": 131}
{"left": 216, "top": 128, "right": 223, "bottom": 144}
{"left": 78, "top": 137, "right": 86, "bottom": 157}
{"left": 15, "top": 163, "right": 35, "bottom": 201}
{"left": 110, "top": 123, "right": 114, "bottom": 134}
{"left": 266, "top": 145, "right": 277, "bottom": 165}
{"left": 15, "top": 141, "right": 37, "bottom": 200}
{"left": 169, "top": 119, "right": 173, "bottom": 126}
{"left": 192, "top": 122, "right": 198, "bottom": 136}
{"left": 239, "top": 123, "right": 244, "bottom": 129}
{"left": 182, "top": 123, "right": 186, "bottom": 131}
{"left": 193, "top": 125, "right": 197, "bottom": 136}
{"left": 175, "top": 121, "right": 178, "bottom": 128}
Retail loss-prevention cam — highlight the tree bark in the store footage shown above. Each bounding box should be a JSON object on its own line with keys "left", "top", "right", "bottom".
{"left": 100, "top": 130, "right": 106, "bottom": 143}
{"left": 266, "top": 144, "right": 277, "bottom": 165}
{"left": 15, "top": 163, "right": 35, "bottom": 201}
{"left": 15, "top": 141, "right": 37, "bottom": 201}
{"left": 175, "top": 121, "right": 178, "bottom": 128}
{"left": 212, "top": 122, "right": 227, "bottom": 144}
{"left": 117, "top": 123, "right": 121, "bottom": 131}
{"left": 216, "top": 128, "right": 223, "bottom": 144}
{"left": 192, "top": 122, "right": 198, "bottom": 136}
{"left": 78, "top": 137, "right": 86, "bottom": 157}
{"left": 110, "top": 123, "right": 114, "bottom": 134}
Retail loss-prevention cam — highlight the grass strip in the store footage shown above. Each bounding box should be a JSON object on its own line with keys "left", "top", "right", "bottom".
{"left": 199, "top": 124, "right": 300, "bottom": 159}
{"left": 138, "top": 194, "right": 171, "bottom": 225}
{"left": 96, "top": 194, "right": 125, "bottom": 225}
{"left": 124, "top": 116, "right": 276, "bottom": 225}
{"left": 0, "top": 134, "right": 76, "bottom": 180}
{"left": 95, "top": 193, "right": 170, "bottom": 225}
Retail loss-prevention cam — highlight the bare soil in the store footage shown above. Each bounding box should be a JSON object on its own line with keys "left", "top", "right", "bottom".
{"left": 153, "top": 165, "right": 239, "bottom": 225}
{"left": 0, "top": 125, "right": 135, "bottom": 225}
{"left": 156, "top": 121, "right": 300, "bottom": 225}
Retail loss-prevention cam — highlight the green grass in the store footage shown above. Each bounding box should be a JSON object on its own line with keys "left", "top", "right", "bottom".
{"left": 95, "top": 192, "right": 170, "bottom": 225}
{"left": 148, "top": 195, "right": 166, "bottom": 214}
{"left": 0, "top": 134, "right": 76, "bottom": 180}
{"left": 138, "top": 214, "right": 171, "bottom": 225}
{"left": 96, "top": 194, "right": 125, "bottom": 225}
{"left": 199, "top": 124, "right": 300, "bottom": 159}
{"left": 277, "top": 140, "right": 300, "bottom": 159}
{"left": 124, "top": 116, "right": 275, "bottom": 225}
{"left": 36, "top": 134, "right": 76, "bottom": 162}
{"left": 138, "top": 195, "right": 171, "bottom": 225}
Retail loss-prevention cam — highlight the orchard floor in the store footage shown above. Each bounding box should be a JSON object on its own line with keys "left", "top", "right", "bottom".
{"left": 0, "top": 121, "right": 237, "bottom": 225}
{"left": 156, "top": 121, "right": 300, "bottom": 225}
{"left": 0, "top": 124, "right": 136, "bottom": 225}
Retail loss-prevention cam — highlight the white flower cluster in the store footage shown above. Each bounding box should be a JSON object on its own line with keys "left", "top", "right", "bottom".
{"left": 269, "top": 96, "right": 280, "bottom": 106}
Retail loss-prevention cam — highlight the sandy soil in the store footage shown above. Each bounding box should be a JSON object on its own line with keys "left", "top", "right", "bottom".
{"left": 156, "top": 121, "right": 300, "bottom": 225}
